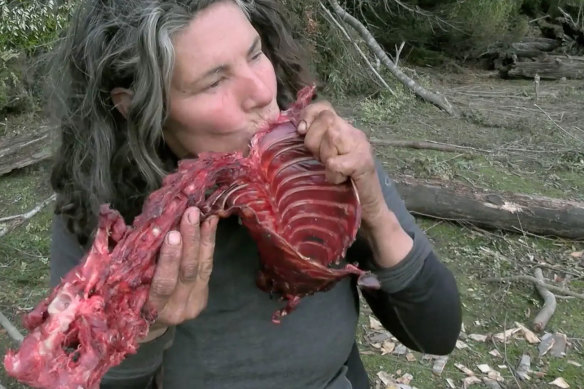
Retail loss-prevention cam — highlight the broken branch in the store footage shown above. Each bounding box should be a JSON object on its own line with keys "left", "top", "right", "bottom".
{"left": 0, "top": 193, "right": 56, "bottom": 238}
{"left": 532, "top": 268, "right": 557, "bottom": 332}
{"left": 327, "top": 0, "right": 458, "bottom": 116}
{"left": 318, "top": 2, "right": 397, "bottom": 98}
{"left": 484, "top": 275, "right": 584, "bottom": 300}
{"left": 370, "top": 138, "right": 492, "bottom": 154}
{"left": 0, "top": 310, "right": 23, "bottom": 343}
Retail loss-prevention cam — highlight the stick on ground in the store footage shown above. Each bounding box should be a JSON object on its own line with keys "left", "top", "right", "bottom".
{"left": 0, "top": 193, "right": 56, "bottom": 238}
{"left": 532, "top": 268, "right": 557, "bottom": 332}
{"left": 0, "top": 310, "right": 24, "bottom": 343}
{"left": 484, "top": 275, "right": 584, "bottom": 300}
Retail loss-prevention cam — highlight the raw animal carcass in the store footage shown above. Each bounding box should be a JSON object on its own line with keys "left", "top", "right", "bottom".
{"left": 4, "top": 86, "right": 379, "bottom": 389}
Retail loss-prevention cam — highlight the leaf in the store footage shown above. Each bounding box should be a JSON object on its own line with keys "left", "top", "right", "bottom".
{"left": 549, "top": 377, "right": 570, "bottom": 388}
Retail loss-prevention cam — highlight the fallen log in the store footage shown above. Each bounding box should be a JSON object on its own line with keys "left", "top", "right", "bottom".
{"left": 394, "top": 176, "right": 584, "bottom": 240}
{"left": 510, "top": 38, "right": 560, "bottom": 58}
{"left": 0, "top": 126, "right": 53, "bottom": 176}
{"left": 501, "top": 55, "right": 584, "bottom": 79}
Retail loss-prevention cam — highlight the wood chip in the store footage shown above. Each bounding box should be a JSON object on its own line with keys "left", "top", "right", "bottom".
{"left": 455, "top": 363, "right": 475, "bottom": 376}
{"left": 549, "top": 377, "right": 570, "bottom": 388}
{"left": 489, "top": 349, "right": 502, "bottom": 358}
{"left": 405, "top": 353, "right": 416, "bottom": 362}
{"left": 539, "top": 333, "right": 555, "bottom": 357}
{"left": 456, "top": 340, "right": 469, "bottom": 349}
{"left": 396, "top": 373, "right": 413, "bottom": 385}
{"left": 376, "top": 371, "right": 393, "bottom": 386}
{"left": 462, "top": 376, "right": 482, "bottom": 387}
{"left": 570, "top": 251, "right": 583, "bottom": 258}
{"left": 493, "top": 327, "right": 520, "bottom": 342}
{"left": 515, "top": 322, "right": 540, "bottom": 344}
{"left": 446, "top": 378, "right": 456, "bottom": 388}
{"left": 477, "top": 364, "right": 492, "bottom": 373}
{"left": 468, "top": 334, "right": 488, "bottom": 342}
{"left": 432, "top": 355, "right": 449, "bottom": 376}
{"left": 487, "top": 370, "right": 504, "bottom": 382}
{"left": 567, "top": 360, "right": 581, "bottom": 367}
{"left": 550, "top": 333, "right": 568, "bottom": 357}
{"left": 515, "top": 354, "right": 531, "bottom": 381}
{"left": 369, "top": 316, "right": 383, "bottom": 330}
{"left": 381, "top": 341, "right": 396, "bottom": 355}
{"left": 482, "top": 378, "right": 502, "bottom": 389}
{"left": 394, "top": 343, "right": 407, "bottom": 355}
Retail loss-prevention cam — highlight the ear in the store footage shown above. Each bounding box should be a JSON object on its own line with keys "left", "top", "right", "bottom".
{"left": 111, "top": 87, "right": 133, "bottom": 119}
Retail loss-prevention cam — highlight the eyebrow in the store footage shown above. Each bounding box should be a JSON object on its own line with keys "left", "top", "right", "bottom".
{"left": 187, "top": 36, "right": 262, "bottom": 89}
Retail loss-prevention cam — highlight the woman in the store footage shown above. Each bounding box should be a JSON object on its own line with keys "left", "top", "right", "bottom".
{"left": 48, "top": 0, "right": 461, "bottom": 388}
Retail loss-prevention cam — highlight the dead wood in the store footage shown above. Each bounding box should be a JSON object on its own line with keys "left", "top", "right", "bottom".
{"left": 393, "top": 176, "right": 584, "bottom": 240}
{"left": 0, "top": 193, "right": 56, "bottom": 238}
{"left": 510, "top": 38, "right": 561, "bottom": 58}
{"left": 484, "top": 275, "right": 584, "bottom": 300}
{"left": 327, "top": 0, "right": 458, "bottom": 117}
{"left": 0, "top": 126, "right": 53, "bottom": 176}
{"left": 532, "top": 268, "right": 557, "bottom": 332}
{"left": 0, "top": 310, "right": 23, "bottom": 343}
{"left": 500, "top": 55, "right": 584, "bottom": 80}
{"left": 370, "top": 138, "right": 492, "bottom": 154}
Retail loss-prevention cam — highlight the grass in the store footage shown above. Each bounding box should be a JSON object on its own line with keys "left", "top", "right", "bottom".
{"left": 1, "top": 70, "right": 583, "bottom": 388}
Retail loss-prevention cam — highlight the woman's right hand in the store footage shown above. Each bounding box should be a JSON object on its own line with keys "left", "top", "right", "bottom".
{"left": 140, "top": 207, "right": 218, "bottom": 341}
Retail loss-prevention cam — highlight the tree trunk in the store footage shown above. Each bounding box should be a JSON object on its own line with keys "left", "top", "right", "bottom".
{"left": 510, "top": 38, "right": 560, "bottom": 58}
{"left": 394, "top": 176, "right": 584, "bottom": 240}
{"left": 0, "top": 127, "right": 53, "bottom": 176}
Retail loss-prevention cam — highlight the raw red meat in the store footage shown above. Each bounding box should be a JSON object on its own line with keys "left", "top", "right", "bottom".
{"left": 3, "top": 86, "right": 379, "bottom": 389}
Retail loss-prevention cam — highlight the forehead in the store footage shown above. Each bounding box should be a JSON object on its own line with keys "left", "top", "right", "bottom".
{"left": 172, "top": 1, "right": 257, "bottom": 83}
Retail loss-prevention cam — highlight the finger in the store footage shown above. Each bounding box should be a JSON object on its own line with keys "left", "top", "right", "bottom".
{"left": 196, "top": 216, "right": 218, "bottom": 283}
{"left": 178, "top": 207, "right": 201, "bottom": 283}
{"left": 319, "top": 133, "right": 346, "bottom": 184}
{"left": 303, "top": 110, "right": 337, "bottom": 159}
{"left": 296, "top": 101, "right": 334, "bottom": 134}
{"left": 149, "top": 230, "right": 182, "bottom": 309}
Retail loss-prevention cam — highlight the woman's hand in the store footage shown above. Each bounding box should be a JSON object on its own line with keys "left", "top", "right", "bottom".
{"left": 296, "top": 101, "right": 414, "bottom": 268}
{"left": 140, "top": 207, "right": 218, "bottom": 342}
{"left": 296, "top": 101, "right": 386, "bottom": 227}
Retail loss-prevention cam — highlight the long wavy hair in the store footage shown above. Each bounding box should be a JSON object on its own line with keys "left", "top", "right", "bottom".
{"left": 48, "top": 0, "right": 314, "bottom": 246}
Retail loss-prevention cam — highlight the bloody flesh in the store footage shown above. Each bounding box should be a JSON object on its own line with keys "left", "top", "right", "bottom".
{"left": 3, "top": 87, "right": 378, "bottom": 389}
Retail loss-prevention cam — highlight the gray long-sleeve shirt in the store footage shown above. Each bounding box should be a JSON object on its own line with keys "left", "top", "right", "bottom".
{"left": 49, "top": 162, "right": 461, "bottom": 388}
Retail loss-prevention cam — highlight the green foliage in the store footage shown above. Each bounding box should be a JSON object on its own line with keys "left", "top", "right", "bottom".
{"left": 0, "top": 49, "right": 33, "bottom": 113}
{"left": 0, "top": 0, "right": 75, "bottom": 54}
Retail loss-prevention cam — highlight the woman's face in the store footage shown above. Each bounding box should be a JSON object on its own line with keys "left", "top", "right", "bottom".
{"left": 164, "top": 1, "right": 279, "bottom": 157}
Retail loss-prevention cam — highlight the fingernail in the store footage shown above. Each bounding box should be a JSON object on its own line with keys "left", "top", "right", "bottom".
{"left": 297, "top": 120, "right": 307, "bottom": 134}
{"left": 167, "top": 231, "right": 181, "bottom": 245}
{"left": 187, "top": 208, "right": 199, "bottom": 224}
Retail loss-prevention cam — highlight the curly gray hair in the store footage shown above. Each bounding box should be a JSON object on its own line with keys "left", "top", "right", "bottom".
{"left": 48, "top": 0, "right": 313, "bottom": 245}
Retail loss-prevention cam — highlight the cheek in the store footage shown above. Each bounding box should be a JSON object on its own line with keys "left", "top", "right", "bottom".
{"left": 170, "top": 93, "right": 245, "bottom": 134}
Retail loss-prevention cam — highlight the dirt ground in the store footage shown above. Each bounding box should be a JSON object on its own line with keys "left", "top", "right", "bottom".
{"left": 0, "top": 68, "right": 583, "bottom": 388}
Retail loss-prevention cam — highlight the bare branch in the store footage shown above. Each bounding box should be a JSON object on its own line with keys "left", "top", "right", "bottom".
{"left": 0, "top": 193, "right": 57, "bottom": 238}
{"left": 0, "top": 310, "right": 23, "bottom": 343}
{"left": 534, "top": 104, "right": 583, "bottom": 143}
{"left": 370, "top": 138, "right": 492, "bottom": 154}
{"left": 532, "top": 268, "right": 557, "bottom": 332}
{"left": 318, "top": 1, "right": 397, "bottom": 97}
{"left": 327, "top": 0, "right": 458, "bottom": 116}
{"left": 484, "top": 275, "right": 584, "bottom": 300}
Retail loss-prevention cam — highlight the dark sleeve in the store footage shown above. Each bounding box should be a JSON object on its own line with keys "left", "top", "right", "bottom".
{"left": 348, "top": 160, "right": 462, "bottom": 355}
{"left": 50, "top": 214, "right": 173, "bottom": 388}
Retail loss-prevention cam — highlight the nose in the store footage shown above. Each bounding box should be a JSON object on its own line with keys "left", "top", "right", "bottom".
{"left": 239, "top": 66, "right": 274, "bottom": 112}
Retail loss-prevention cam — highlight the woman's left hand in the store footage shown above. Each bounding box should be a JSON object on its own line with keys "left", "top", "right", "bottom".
{"left": 296, "top": 101, "right": 387, "bottom": 227}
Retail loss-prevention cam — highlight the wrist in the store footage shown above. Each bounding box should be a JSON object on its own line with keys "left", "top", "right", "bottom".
{"left": 361, "top": 207, "right": 413, "bottom": 268}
